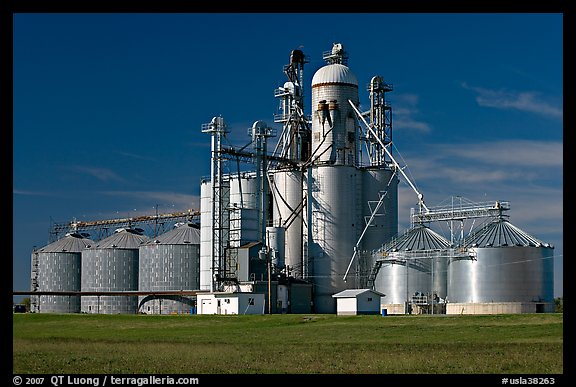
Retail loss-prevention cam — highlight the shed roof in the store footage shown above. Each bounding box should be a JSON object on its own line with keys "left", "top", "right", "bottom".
{"left": 332, "top": 289, "right": 385, "bottom": 298}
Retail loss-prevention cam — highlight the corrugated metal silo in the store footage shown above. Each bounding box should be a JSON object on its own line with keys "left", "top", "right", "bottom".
{"left": 138, "top": 222, "right": 200, "bottom": 314}
{"left": 447, "top": 218, "right": 554, "bottom": 313}
{"left": 374, "top": 225, "right": 450, "bottom": 309}
{"left": 81, "top": 227, "right": 148, "bottom": 314}
{"left": 30, "top": 232, "right": 95, "bottom": 313}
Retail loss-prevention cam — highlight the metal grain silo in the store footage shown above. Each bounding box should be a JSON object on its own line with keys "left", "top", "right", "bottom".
{"left": 447, "top": 218, "right": 554, "bottom": 314}
{"left": 374, "top": 225, "right": 450, "bottom": 313}
{"left": 138, "top": 222, "right": 200, "bottom": 314}
{"left": 30, "top": 232, "right": 95, "bottom": 313}
{"left": 81, "top": 227, "right": 148, "bottom": 314}
{"left": 307, "top": 43, "right": 362, "bottom": 314}
{"left": 308, "top": 165, "right": 361, "bottom": 313}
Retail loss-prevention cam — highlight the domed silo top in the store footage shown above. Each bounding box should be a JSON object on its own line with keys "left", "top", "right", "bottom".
{"left": 388, "top": 225, "right": 451, "bottom": 252}
{"left": 37, "top": 232, "right": 95, "bottom": 253}
{"left": 464, "top": 218, "right": 553, "bottom": 248}
{"left": 312, "top": 63, "right": 358, "bottom": 87}
{"left": 90, "top": 227, "right": 148, "bottom": 249}
{"left": 143, "top": 222, "right": 201, "bottom": 245}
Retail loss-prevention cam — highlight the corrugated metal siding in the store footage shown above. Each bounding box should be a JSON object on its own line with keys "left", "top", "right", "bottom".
{"left": 33, "top": 233, "right": 94, "bottom": 313}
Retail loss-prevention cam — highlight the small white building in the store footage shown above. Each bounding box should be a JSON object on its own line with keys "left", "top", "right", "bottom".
{"left": 332, "top": 289, "right": 385, "bottom": 316}
{"left": 196, "top": 292, "right": 265, "bottom": 315}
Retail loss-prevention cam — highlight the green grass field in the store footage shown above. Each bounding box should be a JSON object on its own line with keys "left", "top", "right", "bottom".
{"left": 13, "top": 313, "right": 563, "bottom": 374}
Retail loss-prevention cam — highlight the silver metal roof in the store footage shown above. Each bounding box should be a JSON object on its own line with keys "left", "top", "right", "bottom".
{"left": 388, "top": 225, "right": 451, "bottom": 252}
{"left": 90, "top": 228, "right": 148, "bottom": 249}
{"left": 332, "top": 289, "right": 385, "bottom": 298}
{"left": 465, "top": 218, "right": 552, "bottom": 248}
{"left": 37, "top": 232, "right": 95, "bottom": 253}
{"left": 144, "top": 222, "right": 201, "bottom": 245}
{"left": 312, "top": 63, "right": 358, "bottom": 86}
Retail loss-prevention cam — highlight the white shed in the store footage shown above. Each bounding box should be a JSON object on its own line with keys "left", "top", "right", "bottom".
{"left": 197, "top": 292, "right": 265, "bottom": 315}
{"left": 332, "top": 289, "right": 385, "bottom": 316}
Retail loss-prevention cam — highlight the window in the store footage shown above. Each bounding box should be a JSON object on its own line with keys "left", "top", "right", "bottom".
{"left": 367, "top": 297, "right": 372, "bottom": 302}
{"left": 248, "top": 298, "right": 254, "bottom": 305}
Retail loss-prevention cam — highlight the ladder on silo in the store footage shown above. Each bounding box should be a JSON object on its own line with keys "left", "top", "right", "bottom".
{"left": 30, "top": 251, "right": 39, "bottom": 312}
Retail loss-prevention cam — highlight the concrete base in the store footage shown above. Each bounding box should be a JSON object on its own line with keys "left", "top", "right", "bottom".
{"left": 446, "top": 302, "right": 555, "bottom": 315}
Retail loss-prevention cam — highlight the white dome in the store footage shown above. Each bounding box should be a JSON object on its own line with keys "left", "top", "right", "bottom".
{"left": 312, "top": 63, "right": 358, "bottom": 87}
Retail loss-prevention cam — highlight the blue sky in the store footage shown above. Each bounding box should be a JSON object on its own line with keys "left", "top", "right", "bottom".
{"left": 12, "top": 13, "right": 563, "bottom": 299}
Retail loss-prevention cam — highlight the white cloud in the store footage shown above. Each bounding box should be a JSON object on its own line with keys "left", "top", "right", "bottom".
{"left": 13, "top": 189, "right": 54, "bottom": 196}
{"left": 434, "top": 140, "right": 563, "bottom": 167}
{"left": 69, "top": 166, "right": 126, "bottom": 183}
{"left": 461, "top": 83, "right": 563, "bottom": 119}
{"left": 101, "top": 190, "right": 200, "bottom": 211}
{"left": 390, "top": 93, "right": 432, "bottom": 133}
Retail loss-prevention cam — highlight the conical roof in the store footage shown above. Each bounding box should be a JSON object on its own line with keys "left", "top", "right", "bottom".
{"left": 37, "top": 232, "right": 95, "bottom": 253}
{"left": 90, "top": 228, "right": 148, "bottom": 249}
{"left": 143, "top": 222, "right": 201, "bottom": 245}
{"left": 387, "top": 225, "right": 450, "bottom": 252}
{"left": 465, "top": 218, "right": 551, "bottom": 248}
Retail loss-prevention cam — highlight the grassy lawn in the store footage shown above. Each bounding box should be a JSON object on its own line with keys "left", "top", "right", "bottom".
{"left": 13, "top": 313, "right": 563, "bottom": 374}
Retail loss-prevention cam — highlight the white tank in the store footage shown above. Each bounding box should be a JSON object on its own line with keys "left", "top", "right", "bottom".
{"left": 311, "top": 62, "right": 359, "bottom": 165}
{"left": 229, "top": 174, "right": 261, "bottom": 247}
{"left": 309, "top": 165, "right": 361, "bottom": 313}
{"left": 360, "top": 168, "right": 398, "bottom": 252}
{"left": 229, "top": 173, "right": 259, "bottom": 209}
{"left": 271, "top": 170, "right": 304, "bottom": 277}
{"left": 199, "top": 180, "right": 230, "bottom": 291}
{"left": 266, "top": 226, "right": 285, "bottom": 268}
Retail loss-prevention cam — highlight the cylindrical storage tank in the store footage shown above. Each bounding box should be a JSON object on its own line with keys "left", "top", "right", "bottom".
{"left": 30, "top": 232, "right": 95, "bottom": 313}
{"left": 360, "top": 168, "right": 399, "bottom": 252}
{"left": 266, "top": 226, "right": 285, "bottom": 268}
{"left": 199, "top": 179, "right": 230, "bottom": 291}
{"left": 229, "top": 173, "right": 259, "bottom": 209}
{"left": 448, "top": 219, "right": 554, "bottom": 305}
{"left": 309, "top": 164, "right": 361, "bottom": 313}
{"left": 374, "top": 225, "right": 451, "bottom": 305}
{"left": 138, "top": 222, "right": 200, "bottom": 315}
{"left": 81, "top": 228, "right": 148, "bottom": 314}
{"left": 375, "top": 252, "right": 431, "bottom": 305}
{"left": 271, "top": 169, "right": 303, "bottom": 277}
{"left": 229, "top": 173, "right": 265, "bottom": 246}
{"left": 311, "top": 61, "right": 359, "bottom": 165}
{"left": 199, "top": 179, "right": 213, "bottom": 291}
